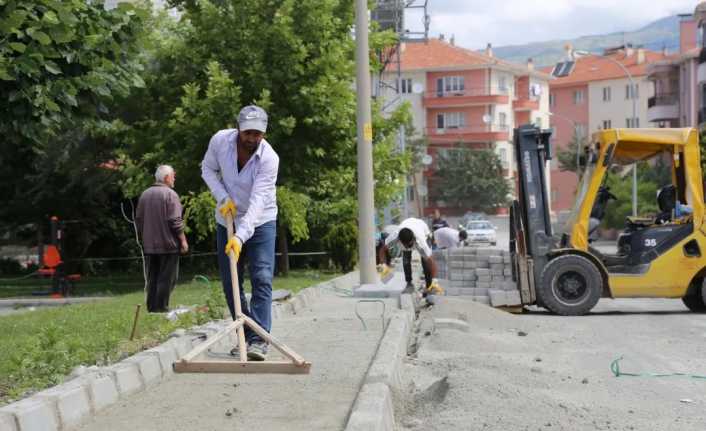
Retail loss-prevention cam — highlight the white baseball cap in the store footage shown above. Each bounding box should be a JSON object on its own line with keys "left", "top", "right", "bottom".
{"left": 238, "top": 105, "right": 268, "bottom": 133}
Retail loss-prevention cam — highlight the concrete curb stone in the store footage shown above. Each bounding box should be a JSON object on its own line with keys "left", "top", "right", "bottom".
{"left": 106, "top": 362, "right": 143, "bottom": 397}
{"left": 79, "top": 372, "right": 119, "bottom": 413}
{"left": 0, "top": 411, "right": 18, "bottom": 431}
{"left": 34, "top": 380, "right": 91, "bottom": 430}
{"left": 0, "top": 397, "right": 58, "bottom": 431}
{"left": 123, "top": 353, "right": 162, "bottom": 388}
{"left": 345, "top": 383, "right": 394, "bottom": 431}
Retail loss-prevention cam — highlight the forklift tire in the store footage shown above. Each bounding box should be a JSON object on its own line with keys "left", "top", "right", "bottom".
{"left": 682, "top": 295, "right": 706, "bottom": 312}
{"left": 538, "top": 254, "right": 602, "bottom": 316}
{"left": 681, "top": 279, "right": 706, "bottom": 312}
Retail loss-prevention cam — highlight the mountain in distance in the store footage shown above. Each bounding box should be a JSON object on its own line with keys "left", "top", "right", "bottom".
{"left": 490, "top": 15, "right": 682, "bottom": 67}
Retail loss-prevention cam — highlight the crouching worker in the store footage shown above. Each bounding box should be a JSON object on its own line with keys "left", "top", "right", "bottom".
{"left": 378, "top": 218, "right": 439, "bottom": 297}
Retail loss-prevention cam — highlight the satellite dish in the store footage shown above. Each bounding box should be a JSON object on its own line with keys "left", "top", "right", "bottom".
{"left": 482, "top": 114, "right": 492, "bottom": 124}
{"left": 422, "top": 154, "right": 433, "bottom": 165}
{"left": 417, "top": 185, "right": 428, "bottom": 197}
{"left": 412, "top": 83, "right": 424, "bottom": 94}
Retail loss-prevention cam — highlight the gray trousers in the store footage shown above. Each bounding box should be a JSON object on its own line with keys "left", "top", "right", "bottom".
{"left": 144, "top": 254, "right": 179, "bottom": 312}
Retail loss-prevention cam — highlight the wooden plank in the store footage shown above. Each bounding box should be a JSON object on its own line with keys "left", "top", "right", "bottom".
{"left": 243, "top": 316, "right": 306, "bottom": 365}
{"left": 179, "top": 319, "right": 244, "bottom": 363}
{"left": 173, "top": 360, "right": 312, "bottom": 374}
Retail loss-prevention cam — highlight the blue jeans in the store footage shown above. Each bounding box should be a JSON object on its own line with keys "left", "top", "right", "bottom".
{"left": 216, "top": 220, "right": 276, "bottom": 344}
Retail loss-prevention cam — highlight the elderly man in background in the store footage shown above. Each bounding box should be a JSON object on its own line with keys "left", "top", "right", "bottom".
{"left": 136, "top": 165, "right": 189, "bottom": 313}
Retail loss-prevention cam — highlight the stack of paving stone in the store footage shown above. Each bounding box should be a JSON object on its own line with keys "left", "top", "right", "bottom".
{"left": 436, "top": 247, "right": 521, "bottom": 306}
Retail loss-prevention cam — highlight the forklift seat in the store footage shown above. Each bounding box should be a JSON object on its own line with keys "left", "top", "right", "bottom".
{"left": 655, "top": 184, "right": 676, "bottom": 224}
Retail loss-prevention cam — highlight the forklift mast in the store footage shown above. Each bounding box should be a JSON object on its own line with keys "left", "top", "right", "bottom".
{"left": 510, "top": 125, "right": 554, "bottom": 304}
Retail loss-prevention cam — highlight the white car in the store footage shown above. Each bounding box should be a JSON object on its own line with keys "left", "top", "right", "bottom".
{"left": 465, "top": 221, "right": 497, "bottom": 246}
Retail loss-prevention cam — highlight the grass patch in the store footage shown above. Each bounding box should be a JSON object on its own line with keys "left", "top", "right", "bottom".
{"left": 0, "top": 270, "right": 338, "bottom": 405}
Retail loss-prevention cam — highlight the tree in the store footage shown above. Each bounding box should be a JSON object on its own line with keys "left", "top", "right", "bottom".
{"left": 601, "top": 159, "right": 671, "bottom": 230}
{"left": 431, "top": 146, "right": 510, "bottom": 213}
{"left": 0, "top": 0, "right": 149, "bottom": 259}
{"left": 555, "top": 131, "right": 588, "bottom": 173}
{"left": 116, "top": 0, "right": 412, "bottom": 269}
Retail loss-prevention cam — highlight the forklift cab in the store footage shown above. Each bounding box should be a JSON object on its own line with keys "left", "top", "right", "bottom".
{"left": 565, "top": 128, "right": 704, "bottom": 270}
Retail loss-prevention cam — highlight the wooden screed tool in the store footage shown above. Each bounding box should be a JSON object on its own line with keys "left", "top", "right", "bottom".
{"left": 174, "top": 207, "right": 311, "bottom": 374}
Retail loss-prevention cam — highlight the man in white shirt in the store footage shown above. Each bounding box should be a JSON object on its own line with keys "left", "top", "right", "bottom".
{"left": 378, "top": 217, "right": 437, "bottom": 293}
{"left": 201, "top": 105, "right": 279, "bottom": 361}
{"left": 434, "top": 226, "right": 467, "bottom": 249}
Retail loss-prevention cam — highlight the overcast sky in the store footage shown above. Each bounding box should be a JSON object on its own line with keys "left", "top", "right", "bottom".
{"left": 404, "top": 0, "right": 699, "bottom": 49}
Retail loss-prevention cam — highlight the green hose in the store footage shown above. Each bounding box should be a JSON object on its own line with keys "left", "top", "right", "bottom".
{"left": 611, "top": 356, "right": 706, "bottom": 379}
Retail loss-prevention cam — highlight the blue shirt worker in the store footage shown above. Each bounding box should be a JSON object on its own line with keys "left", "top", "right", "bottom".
{"left": 201, "top": 105, "right": 279, "bottom": 361}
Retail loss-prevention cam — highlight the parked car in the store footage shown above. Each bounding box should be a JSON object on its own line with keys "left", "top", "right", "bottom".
{"left": 465, "top": 220, "right": 497, "bottom": 246}
{"left": 461, "top": 211, "right": 488, "bottom": 227}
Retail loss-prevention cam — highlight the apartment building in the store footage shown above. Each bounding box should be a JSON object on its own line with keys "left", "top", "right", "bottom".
{"left": 695, "top": 3, "right": 706, "bottom": 127}
{"left": 646, "top": 15, "right": 700, "bottom": 129}
{"left": 546, "top": 45, "right": 670, "bottom": 211}
{"left": 380, "top": 38, "right": 551, "bottom": 216}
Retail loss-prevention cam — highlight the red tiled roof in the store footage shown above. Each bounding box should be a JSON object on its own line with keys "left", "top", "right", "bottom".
{"left": 542, "top": 49, "right": 672, "bottom": 87}
{"left": 397, "top": 38, "right": 526, "bottom": 72}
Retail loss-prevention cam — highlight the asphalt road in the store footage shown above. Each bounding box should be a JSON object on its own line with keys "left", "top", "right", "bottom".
{"left": 396, "top": 297, "right": 706, "bottom": 431}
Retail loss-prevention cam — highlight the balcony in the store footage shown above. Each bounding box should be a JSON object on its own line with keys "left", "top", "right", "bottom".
{"left": 647, "top": 93, "right": 679, "bottom": 123}
{"left": 423, "top": 87, "right": 510, "bottom": 108}
{"left": 513, "top": 97, "right": 539, "bottom": 111}
{"left": 425, "top": 124, "right": 510, "bottom": 143}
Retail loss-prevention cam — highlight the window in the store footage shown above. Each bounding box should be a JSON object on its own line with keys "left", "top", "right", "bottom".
{"left": 625, "top": 84, "right": 639, "bottom": 100}
{"left": 625, "top": 117, "right": 640, "bottom": 128}
{"left": 549, "top": 93, "right": 555, "bottom": 107}
{"left": 499, "top": 112, "right": 507, "bottom": 127}
{"left": 498, "top": 76, "right": 507, "bottom": 93}
{"left": 399, "top": 78, "right": 412, "bottom": 94}
{"left": 442, "top": 76, "right": 465, "bottom": 94}
{"left": 573, "top": 90, "right": 584, "bottom": 104}
{"left": 602, "top": 120, "right": 612, "bottom": 129}
{"left": 602, "top": 86, "right": 611, "bottom": 102}
{"left": 437, "top": 112, "right": 465, "bottom": 129}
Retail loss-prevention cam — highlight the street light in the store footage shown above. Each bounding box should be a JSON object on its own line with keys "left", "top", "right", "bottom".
{"left": 573, "top": 50, "right": 638, "bottom": 216}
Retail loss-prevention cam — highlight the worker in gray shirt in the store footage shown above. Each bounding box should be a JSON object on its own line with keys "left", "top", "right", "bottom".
{"left": 136, "top": 165, "right": 189, "bottom": 313}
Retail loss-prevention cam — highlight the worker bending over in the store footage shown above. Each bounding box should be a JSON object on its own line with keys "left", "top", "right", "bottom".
{"left": 434, "top": 226, "right": 467, "bottom": 249}
{"left": 378, "top": 217, "right": 438, "bottom": 295}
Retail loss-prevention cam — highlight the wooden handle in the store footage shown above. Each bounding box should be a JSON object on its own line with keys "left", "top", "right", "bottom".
{"left": 224, "top": 212, "right": 247, "bottom": 361}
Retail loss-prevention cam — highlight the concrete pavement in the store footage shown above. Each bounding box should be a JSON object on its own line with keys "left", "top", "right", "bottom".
{"left": 72, "top": 286, "right": 402, "bottom": 431}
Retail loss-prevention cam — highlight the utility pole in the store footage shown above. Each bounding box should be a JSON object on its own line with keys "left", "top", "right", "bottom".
{"left": 355, "top": 0, "right": 377, "bottom": 285}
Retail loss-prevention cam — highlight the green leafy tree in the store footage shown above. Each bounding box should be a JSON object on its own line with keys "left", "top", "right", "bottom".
{"left": 431, "top": 146, "right": 510, "bottom": 213}
{"left": 117, "top": 1, "right": 412, "bottom": 270}
{"left": 555, "top": 131, "right": 587, "bottom": 173}
{"left": 600, "top": 160, "right": 670, "bottom": 230}
{"left": 0, "top": 0, "right": 149, "bottom": 259}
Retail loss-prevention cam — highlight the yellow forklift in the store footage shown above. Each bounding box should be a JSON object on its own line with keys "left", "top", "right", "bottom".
{"left": 510, "top": 126, "right": 706, "bottom": 315}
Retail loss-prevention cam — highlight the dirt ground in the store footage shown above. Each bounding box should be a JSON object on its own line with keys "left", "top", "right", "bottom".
{"left": 396, "top": 297, "right": 706, "bottom": 431}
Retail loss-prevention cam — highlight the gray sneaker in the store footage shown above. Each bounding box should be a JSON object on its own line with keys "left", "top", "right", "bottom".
{"left": 247, "top": 342, "right": 268, "bottom": 361}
